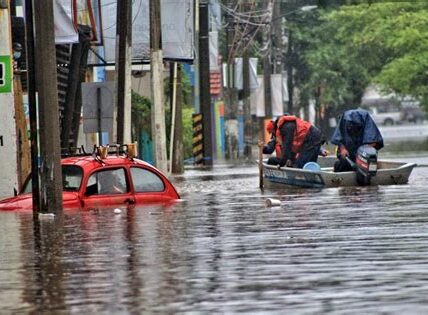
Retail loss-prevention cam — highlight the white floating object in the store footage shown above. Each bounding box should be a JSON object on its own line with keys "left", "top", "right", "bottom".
{"left": 38, "top": 213, "right": 55, "bottom": 220}
{"left": 114, "top": 208, "right": 122, "bottom": 214}
{"left": 265, "top": 198, "right": 281, "bottom": 207}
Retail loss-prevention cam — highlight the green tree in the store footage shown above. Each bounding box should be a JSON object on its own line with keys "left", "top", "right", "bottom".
{"left": 131, "top": 91, "right": 152, "bottom": 157}
{"left": 303, "top": 2, "right": 428, "bottom": 114}
{"left": 132, "top": 66, "right": 196, "bottom": 162}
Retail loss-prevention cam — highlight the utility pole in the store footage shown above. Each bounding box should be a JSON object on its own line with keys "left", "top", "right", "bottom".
{"left": 170, "top": 63, "right": 183, "bottom": 174}
{"left": 286, "top": 29, "right": 293, "bottom": 113}
{"left": 24, "top": 0, "right": 40, "bottom": 214}
{"left": 261, "top": 1, "right": 273, "bottom": 141}
{"left": 150, "top": 0, "right": 168, "bottom": 173}
{"left": 263, "top": 40, "right": 272, "bottom": 119}
{"left": 242, "top": 51, "right": 252, "bottom": 158}
{"left": 0, "top": 2, "right": 19, "bottom": 199}
{"left": 114, "top": 0, "right": 132, "bottom": 144}
{"left": 261, "top": 36, "right": 272, "bottom": 141}
{"left": 272, "top": 0, "right": 285, "bottom": 116}
{"left": 199, "top": 0, "right": 213, "bottom": 166}
{"left": 225, "top": 0, "right": 238, "bottom": 159}
{"left": 34, "top": 0, "right": 63, "bottom": 213}
{"left": 272, "top": 1, "right": 283, "bottom": 76}
{"left": 193, "top": 0, "right": 200, "bottom": 114}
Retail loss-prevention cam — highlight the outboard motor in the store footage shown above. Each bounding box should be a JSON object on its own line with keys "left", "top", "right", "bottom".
{"left": 355, "top": 145, "right": 378, "bottom": 185}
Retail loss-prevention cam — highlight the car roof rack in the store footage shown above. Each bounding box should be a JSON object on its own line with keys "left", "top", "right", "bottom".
{"left": 61, "top": 145, "right": 91, "bottom": 157}
{"left": 61, "top": 143, "right": 138, "bottom": 161}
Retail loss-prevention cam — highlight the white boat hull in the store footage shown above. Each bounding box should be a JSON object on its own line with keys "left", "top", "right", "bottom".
{"left": 262, "top": 156, "right": 417, "bottom": 188}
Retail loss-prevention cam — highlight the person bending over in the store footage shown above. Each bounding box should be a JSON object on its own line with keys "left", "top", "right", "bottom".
{"left": 273, "top": 115, "right": 325, "bottom": 168}
{"left": 331, "top": 109, "right": 384, "bottom": 172}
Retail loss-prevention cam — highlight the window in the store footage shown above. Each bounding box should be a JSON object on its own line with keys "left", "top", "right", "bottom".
{"left": 131, "top": 167, "right": 165, "bottom": 192}
{"left": 86, "top": 168, "right": 128, "bottom": 195}
{"left": 22, "top": 165, "right": 83, "bottom": 193}
{"left": 62, "top": 165, "right": 84, "bottom": 191}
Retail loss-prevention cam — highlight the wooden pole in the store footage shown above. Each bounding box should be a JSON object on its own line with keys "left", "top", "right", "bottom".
{"left": 150, "top": 0, "right": 168, "bottom": 173}
{"left": 258, "top": 140, "right": 264, "bottom": 189}
{"left": 169, "top": 62, "right": 178, "bottom": 174}
{"left": 243, "top": 52, "right": 252, "bottom": 159}
{"left": 24, "top": 0, "right": 40, "bottom": 214}
{"left": 172, "top": 64, "right": 183, "bottom": 174}
{"left": 34, "top": 0, "right": 63, "bottom": 213}
{"left": 263, "top": 1, "right": 272, "bottom": 119}
{"left": 114, "top": 0, "right": 132, "bottom": 144}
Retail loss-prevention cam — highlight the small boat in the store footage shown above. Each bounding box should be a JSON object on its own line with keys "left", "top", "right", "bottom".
{"left": 261, "top": 156, "right": 417, "bottom": 188}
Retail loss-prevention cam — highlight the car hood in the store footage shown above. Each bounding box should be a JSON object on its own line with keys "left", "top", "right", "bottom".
{"left": 0, "top": 192, "right": 80, "bottom": 211}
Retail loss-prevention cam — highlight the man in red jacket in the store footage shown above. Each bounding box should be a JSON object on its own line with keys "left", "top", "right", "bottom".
{"left": 274, "top": 115, "right": 326, "bottom": 168}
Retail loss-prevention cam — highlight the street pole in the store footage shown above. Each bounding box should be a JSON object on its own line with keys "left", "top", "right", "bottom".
{"left": 171, "top": 63, "right": 183, "bottom": 174}
{"left": 286, "top": 29, "right": 293, "bottom": 113}
{"left": 0, "top": 2, "right": 19, "bottom": 200}
{"left": 34, "top": 0, "right": 63, "bottom": 213}
{"left": 272, "top": 1, "right": 283, "bottom": 76}
{"left": 199, "top": 0, "right": 213, "bottom": 166}
{"left": 24, "top": 0, "right": 40, "bottom": 214}
{"left": 193, "top": 0, "right": 200, "bottom": 113}
{"left": 261, "top": 35, "right": 272, "bottom": 142}
{"left": 272, "top": 0, "right": 285, "bottom": 116}
{"left": 114, "top": 0, "right": 132, "bottom": 144}
{"left": 150, "top": 0, "right": 168, "bottom": 173}
{"left": 263, "top": 40, "right": 272, "bottom": 119}
{"left": 169, "top": 62, "right": 177, "bottom": 174}
{"left": 260, "top": 1, "right": 273, "bottom": 142}
{"left": 242, "top": 51, "right": 252, "bottom": 158}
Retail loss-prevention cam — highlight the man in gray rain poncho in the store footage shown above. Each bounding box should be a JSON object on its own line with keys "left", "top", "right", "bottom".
{"left": 331, "top": 109, "right": 384, "bottom": 172}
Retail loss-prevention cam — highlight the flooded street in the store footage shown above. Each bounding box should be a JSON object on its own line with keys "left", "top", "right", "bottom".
{"left": 2, "top": 154, "right": 428, "bottom": 313}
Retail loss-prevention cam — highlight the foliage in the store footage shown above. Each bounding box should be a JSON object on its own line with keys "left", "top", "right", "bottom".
{"left": 131, "top": 91, "right": 152, "bottom": 138}
{"left": 132, "top": 66, "right": 195, "bottom": 160}
{"left": 302, "top": 2, "right": 428, "bottom": 110}
{"left": 163, "top": 65, "right": 195, "bottom": 159}
{"left": 182, "top": 107, "right": 195, "bottom": 159}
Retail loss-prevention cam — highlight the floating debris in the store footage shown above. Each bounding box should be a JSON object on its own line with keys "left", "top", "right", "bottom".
{"left": 265, "top": 198, "right": 281, "bottom": 207}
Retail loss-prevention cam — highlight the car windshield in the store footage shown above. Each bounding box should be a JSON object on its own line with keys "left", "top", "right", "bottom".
{"left": 22, "top": 165, "right": 83, "bottom": 193}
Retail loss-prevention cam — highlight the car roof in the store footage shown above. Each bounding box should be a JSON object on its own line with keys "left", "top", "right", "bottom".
{"left": 61, "top": 155, "right": 156, "bottom": 172}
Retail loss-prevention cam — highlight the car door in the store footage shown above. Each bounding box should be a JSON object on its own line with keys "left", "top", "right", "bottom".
{"left": 130, "top": 166, "right": 173, "bottom": 203}
{"left": 82, "top": 167, "right": 135, "bottom": 208}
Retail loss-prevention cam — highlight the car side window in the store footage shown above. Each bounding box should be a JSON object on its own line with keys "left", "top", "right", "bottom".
{"left": 131, "top": 167, "right": 165, "bottom": 192}
{"left": 86, "top": 168, "right": 128, "bottom": 195}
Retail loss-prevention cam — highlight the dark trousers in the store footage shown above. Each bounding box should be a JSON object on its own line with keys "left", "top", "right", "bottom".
{"left": 293, "top": 144, "right": 321, "bottom": 168}
{"left": 267, "top": 157, "right": 281, "bottom": 165}
{"left": 334, "top": 157, "right": 354, "bottom": 172}
{"left": 267, "top": 145, "right": 321, "bottom": 168}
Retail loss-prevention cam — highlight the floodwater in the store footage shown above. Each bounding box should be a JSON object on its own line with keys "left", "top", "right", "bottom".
{"left": 1, "top": 153, "right": 428, "bottom": 313}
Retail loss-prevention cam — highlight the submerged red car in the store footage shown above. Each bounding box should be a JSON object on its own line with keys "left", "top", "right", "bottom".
{"left": 0, "top": 146, "right": 180, "bottom": 211}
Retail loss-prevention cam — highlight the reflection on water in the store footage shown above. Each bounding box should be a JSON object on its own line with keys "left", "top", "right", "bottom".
{"left": 1, "top": 156, "right": 428, "bottom": 313}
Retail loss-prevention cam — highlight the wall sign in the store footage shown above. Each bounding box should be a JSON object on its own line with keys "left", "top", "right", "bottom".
{"left": 0, "top": 55, "right": 12, "bottom": 94}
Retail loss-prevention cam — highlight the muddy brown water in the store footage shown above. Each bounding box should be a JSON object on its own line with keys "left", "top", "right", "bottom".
{"left": 1, "top": 155, "right": 428, "bottom": 313}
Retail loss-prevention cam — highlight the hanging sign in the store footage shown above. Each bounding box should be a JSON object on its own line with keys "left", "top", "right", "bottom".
{"left": 0, "top": 55, "right": 12, "bottom": 94}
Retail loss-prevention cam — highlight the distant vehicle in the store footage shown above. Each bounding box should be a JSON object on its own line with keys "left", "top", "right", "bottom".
{"left": 400, "top": 105, "right": 425, "bottom": 124}
{"left": 366, "top": 105, "right": 401, "bottom": 126}
{"left": 0, "top": 145, "right": 180, "bottom": 211}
